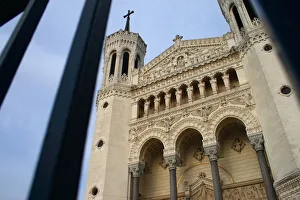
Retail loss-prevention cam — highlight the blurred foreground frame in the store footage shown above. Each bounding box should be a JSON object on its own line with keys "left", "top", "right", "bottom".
{"left": 0, "top": 0, "right": 299, "bottom": 200}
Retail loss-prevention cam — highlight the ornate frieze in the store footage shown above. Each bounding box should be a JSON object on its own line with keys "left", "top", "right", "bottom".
{"left": 275, "top": 170, "right": 300, "bottom": 200}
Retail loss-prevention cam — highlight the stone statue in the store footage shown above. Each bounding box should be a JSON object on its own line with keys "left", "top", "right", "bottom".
{"left": 231, "top": 138, "right": 246, "bottom": 153}
{"left": 194, "top": 148, "right": 205, "bottom": 161}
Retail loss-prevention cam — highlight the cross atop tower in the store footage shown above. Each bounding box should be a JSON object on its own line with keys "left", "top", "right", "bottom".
{"left": 123, "top": 10, "right": 134, "bottom": 32}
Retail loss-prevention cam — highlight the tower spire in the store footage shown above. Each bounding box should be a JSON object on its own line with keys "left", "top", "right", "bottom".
{"left": 123, "top": 10, "right": 134, "bottom": 32}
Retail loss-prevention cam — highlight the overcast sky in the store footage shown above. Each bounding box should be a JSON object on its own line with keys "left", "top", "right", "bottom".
{"left": 0, "top": 0, "right": 229, "bottom": 199}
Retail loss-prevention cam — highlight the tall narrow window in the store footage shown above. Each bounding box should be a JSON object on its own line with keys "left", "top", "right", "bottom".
{"left": 232, "top": 6, "right": 244, "bottom": 30}
{"left": 227, "top": 68, "right": 240, "bottom": 88}
{"left": 202, "top": 77, "right": 213, "bottom": 97}
{"left": 214, "top": 73, "right": 226, "bottom": 93}
{"left": 134, "top": 55, "right": 140, "bottom": 69}
{"left": 109, "top": 53, "right": 116, "bottom": 76}
{"left": 122, "top": 52, "right": 130, "bottom": 75}
{"left": 243, "top": 0, "right": 259, "bottom": 20}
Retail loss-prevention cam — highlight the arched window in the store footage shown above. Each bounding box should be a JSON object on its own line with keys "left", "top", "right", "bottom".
{"left": 227, "top": 68, "right": 240, "bottom": 88}
{"left": 191, "top": 80, "right": 200, "bottom": 101}
{"left": 232, "top": 5, "right": 244, "bottom": 31}
{"left": 179, "top": 84, "right": 188, "bottom": 105}
{"left": 122, "top": 52, "right": 130, "bottom": 75}
{"left": 214, "top": 73, "right": 226, "bottom": 93}
{"left": 202, "top": 77, "right": 213, "bottom": 97}
{"left": 109, "top": 53, "right": 116, "bottom": 76}
{"left": 243, "top": 0, "right": 259, "bottom": 21}
{"left": 169, "top": 88, "right": 177, "bottom": 108}
{"left": 158, "top": 92, "right": 166, "bottom": 112}
{"left": 148, "top": 95, "right": 155, "bottom": 115}
{"left": 134, "top": 55, "right": 140, "bottom": 69}
{"left": 138, "top": 99, "right": 145, "bottom": 118}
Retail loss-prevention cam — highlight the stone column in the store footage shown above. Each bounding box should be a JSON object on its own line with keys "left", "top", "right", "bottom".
{"left": 144, "top": 101, "right": 149, "bottom": 116}
{"left": 165, "top": 93, "right": 171, "bottom": 109}
{"left": 165, "top": 155, "right": 180, "bottom": 200}
{"left": 198, "top": 82, "right": 205, "bottom": 98}
{"left": 222, "top": 74, "right": 230, "bottom": 90}
{"left": 204, "top": 144, "right": 223, "bottom": 200}
{"left": 236, "top": 2, "right": 250, "bottom": 29}
{"left": 249, "top": 133, "right": 277, "bottom": 200}
{"left": 210, "top": 79, "right": 217, "bottom": 95}
{"left": 175, "top": 90, "right": 182, "bottom": 106}
{"left": 187, "top": 86, "right": 193, "bottom": 102}
{"left": 129, "top": 163, "right": 144, "bottom": 200}
{"left": 114, "top": 52, "right": 121, "bottom": 81}
{"left": 154, "top": 96, "right": 160, "bottom": 113}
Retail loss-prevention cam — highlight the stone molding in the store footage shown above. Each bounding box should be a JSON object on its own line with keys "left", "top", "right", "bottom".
{"left": 248, "top": 132, "right": 264, "bottom": 151}
{"left": 96, "top": 88, "right": 131, "bottom": 107}
{"left": 203, "top": 143, "right": 220, "bottom": 161}
{"left": 274, "top": 170, "right": 300, "bottom": 200}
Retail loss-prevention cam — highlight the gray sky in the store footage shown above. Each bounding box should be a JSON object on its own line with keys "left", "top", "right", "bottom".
{"left": 0, "top": 0, "right": 229, "bottom": 199}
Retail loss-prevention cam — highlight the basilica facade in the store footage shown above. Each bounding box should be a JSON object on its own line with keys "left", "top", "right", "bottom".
{"left": 85, "top": 0, "right": 300, "bottom": 200}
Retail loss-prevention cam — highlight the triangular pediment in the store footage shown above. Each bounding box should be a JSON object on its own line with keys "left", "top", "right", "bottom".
{"left": 138, "top": 33, "right": 234, "bottom": 85}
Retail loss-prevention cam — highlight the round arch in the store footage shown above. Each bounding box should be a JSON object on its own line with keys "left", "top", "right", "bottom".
{"left": 170, "top": 117, "right": 207, "bottom": 150}
{"left": 129, "top": 128, "right": 168, "bottom": 164}
{"left": 208, "top": 106, "right": 262, "bottom": 140}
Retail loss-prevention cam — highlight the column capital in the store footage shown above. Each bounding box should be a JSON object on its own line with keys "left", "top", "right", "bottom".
{"left": 164, "top": 154, "right": 181, "bottom": 170}
{"left": 248, "top": 132, "right": 264, "bottom": 151}
{"left": 204, "top": 144, "right": 220, "bottom": 161}
{"left": 129, "top": 163, "right": 145, "bottom": 178}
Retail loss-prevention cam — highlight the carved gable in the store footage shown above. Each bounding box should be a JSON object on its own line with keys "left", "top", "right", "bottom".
{"left": 138, "top": 34, "right": 233, "bottom": 85}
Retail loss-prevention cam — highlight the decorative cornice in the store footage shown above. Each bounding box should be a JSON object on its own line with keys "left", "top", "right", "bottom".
{"left": 275, "top": 170, "right": 300, "bottom": 200}
{"left": 96, "top": 87, "right": 131, "bottom": 107}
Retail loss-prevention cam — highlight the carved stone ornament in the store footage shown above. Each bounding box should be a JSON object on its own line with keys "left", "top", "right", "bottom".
{"left": 164, "top": 155, "right": 181, "bottom": 170}
{"left": 129, "top": 163, "right": 145, "bottom": 178}
{"left": 181, "top": 108, "right": 190, "bottom": 118}
{"left": 173, "top": 35, "right": 183, "bottom": 43}
{"left": 159, "top": 157, "right": 168, "bottom": 169}
{"left": 231, "top": 138, "right": 246, "bottom": 154}
{"left": 198, "top": 172, "right": 207, "bottom": 179}
{"left": 240, "top": 92, "right": 255, "bottom": 108}
{"left": 128, "top": 127, "right": 138, "bottom": 142}
{"left": 219, "top": 97, "right": 228, "bottom": 107}
{"left": 204, "top": 144, "right": 220, "bottom": 161}
{"left": 193, "top": 147, "right": 205, "bottom": 161}
{"left": 248, "top": 133, "right": 264, "bottom": 151}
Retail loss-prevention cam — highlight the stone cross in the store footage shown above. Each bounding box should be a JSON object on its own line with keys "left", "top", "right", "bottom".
{"left": 123, "top": 10, "right": 134, "bottom": 32}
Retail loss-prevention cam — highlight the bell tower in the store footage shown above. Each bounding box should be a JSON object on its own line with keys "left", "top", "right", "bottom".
{"left": 218, "top": 0, "right": 300, "bottom": 199}
{"left": 85, "top": 11, "right": 147, "bottom": 200}
{"left": 102, "top": 10, "right": 146, "bottom": 87}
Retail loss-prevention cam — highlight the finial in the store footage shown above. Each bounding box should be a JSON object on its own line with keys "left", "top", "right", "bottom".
{"left": 173, "top": 35, "right": 183, "bottom": 43}
{"left": 123, "top": 10, "right": 134, "bottom": 32}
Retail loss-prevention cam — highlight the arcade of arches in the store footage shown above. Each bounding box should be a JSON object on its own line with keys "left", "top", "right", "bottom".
{"left": 129, "top": 118, "right": 275, "bottom": 200}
